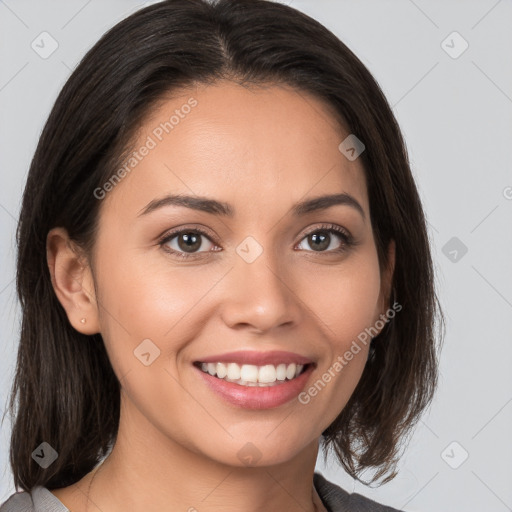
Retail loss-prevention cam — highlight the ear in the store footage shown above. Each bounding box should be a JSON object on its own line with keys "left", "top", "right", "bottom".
{"left": 46, "top": 227, "right": 100, "bottom": 335}
{"left": 374, "top": 239, "right": 396, "bottom": 330}
{"left": 382, "top": 239, "right": 396, "bottom": 311}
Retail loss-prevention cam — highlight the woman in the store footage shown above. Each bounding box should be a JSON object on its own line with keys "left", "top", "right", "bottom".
{"left": 1, "top": 0, "right": 443, "bottom": 510}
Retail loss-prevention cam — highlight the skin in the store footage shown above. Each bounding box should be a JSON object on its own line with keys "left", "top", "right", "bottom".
{"left": 46, "top": 80, "right": 395, "bottom": 512}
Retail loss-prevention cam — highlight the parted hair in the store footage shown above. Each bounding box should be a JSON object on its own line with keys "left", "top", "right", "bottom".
{"left": 5, "top": 0, "right": 444, "bottom": 490}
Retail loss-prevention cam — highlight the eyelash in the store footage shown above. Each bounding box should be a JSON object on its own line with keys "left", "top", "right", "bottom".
{"left": 158, "top": 223, "right": 355, "bottom": 260}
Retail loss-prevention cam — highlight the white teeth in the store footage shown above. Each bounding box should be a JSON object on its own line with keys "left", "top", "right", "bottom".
{"left": 258, "top": 364, "right": 277, "bottom": 383}
{"left": 227, "top": 362, "right": 241, "bottom": 380}
{"left": 216, "top": 362, "right": 227, "bottom": 379}
{"left": 198, "top": 361, "right": 307, "bottom": 386}
{"left": 286, "top": 363, "right": 297, "bottom": 380}
{"left": 276, "top": 364, "right": 287, "bottom": 381}
{"left": 240, "top": 364, "right": 259, "bottom": 382}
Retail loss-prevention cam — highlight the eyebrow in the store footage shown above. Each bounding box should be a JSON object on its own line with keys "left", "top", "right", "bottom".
{"left": 138, "top": 192, "right": 366, "bottom": 220}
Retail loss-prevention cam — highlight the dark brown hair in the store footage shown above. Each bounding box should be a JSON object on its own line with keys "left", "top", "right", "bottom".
{"left": 4, "top": 0, "right": 444, "bottom": 490}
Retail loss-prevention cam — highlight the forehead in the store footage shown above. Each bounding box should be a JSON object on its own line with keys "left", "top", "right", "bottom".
{"left": 102, "top": 80, "right": 369, "bottom": 219}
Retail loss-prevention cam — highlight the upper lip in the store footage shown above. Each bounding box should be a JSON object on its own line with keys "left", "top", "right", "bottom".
{"left": 195, "top": 350, "right": 314, "bottom": 366}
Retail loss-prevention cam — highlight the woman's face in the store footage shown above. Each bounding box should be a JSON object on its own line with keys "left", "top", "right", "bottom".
{"left": 84, "top": 81, "right": 394, "bottom": 467}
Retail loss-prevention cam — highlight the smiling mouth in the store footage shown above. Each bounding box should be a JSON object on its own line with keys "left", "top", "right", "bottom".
{"left": 193, "top": 361, "right": 312, "bottom": 387}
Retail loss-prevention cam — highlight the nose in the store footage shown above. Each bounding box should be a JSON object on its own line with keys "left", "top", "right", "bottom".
{"left": 218, "top": 246, "right": 303, "bottom": 334}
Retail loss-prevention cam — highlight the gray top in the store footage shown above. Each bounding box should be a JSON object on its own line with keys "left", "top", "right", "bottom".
{"left": 0, "top": 472, "right": 402, "bottom": 512}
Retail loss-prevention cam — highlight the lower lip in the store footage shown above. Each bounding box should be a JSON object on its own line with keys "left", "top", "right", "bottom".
{"left": 195, "top": 364, "right": 314, "bottom": 410}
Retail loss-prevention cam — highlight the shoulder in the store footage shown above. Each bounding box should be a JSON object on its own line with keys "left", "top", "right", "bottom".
{"left": 313, "top": 472, "right": 404, "bottom": 512}
{"left": 0, "top": 486, "right": 69, "bottom": 512}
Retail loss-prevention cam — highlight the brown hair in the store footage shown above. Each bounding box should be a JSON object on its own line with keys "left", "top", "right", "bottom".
{"left": 4, "top": 0, "right": 444, "bottom": 490}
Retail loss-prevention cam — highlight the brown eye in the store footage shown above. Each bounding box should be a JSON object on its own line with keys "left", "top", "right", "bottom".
{"left": 176, "top": 232, "right": 203, "bottom": 253}
{"left": 307, "top": 231, "right": 331, "bottom": 252}
{"left": 296, "top": 225, "right": 353, "bottom": 253}
{"left": 160, "top": 228, "right": 217, "bottom": 258}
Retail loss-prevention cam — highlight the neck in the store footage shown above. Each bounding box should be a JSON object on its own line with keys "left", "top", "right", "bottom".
{"left": 80, "top": 394, "right": 323, "bottom": 512}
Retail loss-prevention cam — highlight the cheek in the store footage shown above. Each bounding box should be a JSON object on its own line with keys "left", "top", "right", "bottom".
{"left": 95, "top": 256, "right": 196, "bottom": 354}
{"left": 93, "top": 239, "right": 232, "bottom": 385}
{"left": 92, "top": 250, "right": 211, "bottom": 439}
{"left": 299, "top": 249, "right": 382, "bottom": 346}
{"left": 294, "top": 250, "right": 381, "bottom": 424}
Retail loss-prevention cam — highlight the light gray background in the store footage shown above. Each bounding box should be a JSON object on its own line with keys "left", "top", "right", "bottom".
{"left": 1, "top": 1, "right": 511, "bottom": 511}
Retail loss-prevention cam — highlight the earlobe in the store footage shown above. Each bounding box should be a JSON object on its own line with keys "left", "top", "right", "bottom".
{"left": 46, "top": 227, "right": 100, "bottom": 335}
